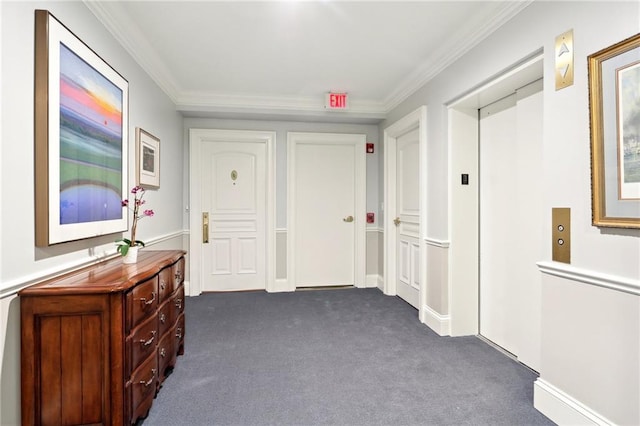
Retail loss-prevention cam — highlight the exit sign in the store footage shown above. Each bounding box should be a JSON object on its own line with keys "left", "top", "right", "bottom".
{"left": 325, "top": 92, "right": 349, "bottom": 110}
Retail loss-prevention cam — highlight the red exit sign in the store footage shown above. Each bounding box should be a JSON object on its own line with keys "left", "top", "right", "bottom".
{"left": 325, "top": 92, "right": 349, "bottom": 110}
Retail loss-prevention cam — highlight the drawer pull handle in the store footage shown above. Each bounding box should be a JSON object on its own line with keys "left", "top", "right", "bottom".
{"left": 175, "top": 271, "right": 182, "bottom": 281}
{"left": 160, "top": 280, "right": 166, "bottom": 291}
{"left": 160, "top": 313, "right": 166, "bottom": 324}
{"left": 176, "top": 328, "right": 182, "bottom": 339}
{"left": 175, "top": 298, "right": 182, "bottom": 309}
{"left": 138, "top": 292, "right": 156, "bottom": 306}
{"left": 160, "top": 347, "right": 166, "bottom": 358}
{"left": 140, "top": 330, "right": 156, "bottom": 347}
{"left": 139, "top": 369, "right": 156, "bottom": 387}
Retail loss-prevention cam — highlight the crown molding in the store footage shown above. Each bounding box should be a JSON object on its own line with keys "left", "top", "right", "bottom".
{"left": 83, "top": 1, "right": 182, "bottom": 103}
{"left": 177, "top": 91, "right": 386, "bottom": 114}
{"left": 85, "top": 0, "right": 533, "bottom": 119}
{"left": 176, "top": 92, "right": 387, "bottom": 123}
{"left": 382, "top": 0, "right": 534, "bottom": 112}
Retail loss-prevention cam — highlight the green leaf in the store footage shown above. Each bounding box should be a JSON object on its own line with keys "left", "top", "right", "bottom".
{"left": 117, "top": 244, "right": 129, "bottom": 256}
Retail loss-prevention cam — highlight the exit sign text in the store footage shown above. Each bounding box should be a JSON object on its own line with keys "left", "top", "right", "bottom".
{"left": 325, "top": 92, "right": 349, "bottom": 110}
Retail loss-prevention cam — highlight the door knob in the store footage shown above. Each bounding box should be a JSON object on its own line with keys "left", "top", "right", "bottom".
{"left": 393, "top": 217, "right": 401, "bottom": 226}
{"left": 343, "top": 215, "right": 354, "bottom": 223}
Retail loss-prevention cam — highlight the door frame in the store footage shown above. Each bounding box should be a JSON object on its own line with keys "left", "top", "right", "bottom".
{"left": 189, "top": 128, "right": 276, "bottom": 296}
{"left": 446, "top": 51, "right": 543, "bottom": 336}
{"left": 286, "top": 132, "right": 367, "bottom": 290}
{"left": 383, "top": 106, "right": 427, "bottom": 320}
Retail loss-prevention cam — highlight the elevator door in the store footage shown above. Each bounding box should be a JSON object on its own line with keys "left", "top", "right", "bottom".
{"left": 479, "top": 80, "right": 543, "bottom": 371}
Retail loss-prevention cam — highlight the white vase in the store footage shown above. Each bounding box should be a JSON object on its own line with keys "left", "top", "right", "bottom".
{"left": 122, "top": 246, "right": 139, "bottom": 264}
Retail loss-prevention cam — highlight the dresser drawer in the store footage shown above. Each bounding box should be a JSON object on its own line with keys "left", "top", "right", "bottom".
{"left": 158, "top": 299, "right": 172, "bottom": 337}
{"left": 128, "top": 354, "right": 158, "bottom": 424}
{"left": 172, "top": 257, "right": 185, "bottom": 292}
{"left": 126, "top": 313, "right": 158, "bottom": 375}
{"left": 170, "top": 285, "right": 185, "bottom": 324}
{"left": 157, "top": 331, "right": 175, "bottom": 385}
{"left": 126, "top": 276, "right": 158, "bottom": 332}
{"left": 175, "top": 313, "right": 185, "bottom": 356}
{"left": 158, "top": 267, "right": 172, "bottom": 303}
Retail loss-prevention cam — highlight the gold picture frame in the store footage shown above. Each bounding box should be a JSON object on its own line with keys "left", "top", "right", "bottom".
{"left": 136, "top": 128, "right": 160, "bottom": 189}
{"left": 34, "top": 10, "right": 129, "bottom": 246}
{"left": 588, "top": 33, "right": 640, "bottom": 229}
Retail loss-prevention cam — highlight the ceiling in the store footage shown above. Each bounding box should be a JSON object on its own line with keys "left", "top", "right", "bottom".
{"left": 85, "top": 1, "right": 533, "bottom": 123}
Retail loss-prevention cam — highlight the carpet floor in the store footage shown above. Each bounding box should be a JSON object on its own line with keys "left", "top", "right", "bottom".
{"left": 141, "top": 288, "right": 554, "bottom": 426}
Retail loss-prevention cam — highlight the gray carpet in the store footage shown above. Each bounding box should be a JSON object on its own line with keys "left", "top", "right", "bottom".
{"left": 142, "top": 288, "right": 554, "bottom": 426}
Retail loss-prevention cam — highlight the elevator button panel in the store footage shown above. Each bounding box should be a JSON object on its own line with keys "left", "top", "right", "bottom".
{"left": 552, "top": 207, "right": 570, "bottom": 264}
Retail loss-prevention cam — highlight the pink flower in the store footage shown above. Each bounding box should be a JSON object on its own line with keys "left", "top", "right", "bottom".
{"left": 118, "top": 186, "right": 155, "bottom": 253}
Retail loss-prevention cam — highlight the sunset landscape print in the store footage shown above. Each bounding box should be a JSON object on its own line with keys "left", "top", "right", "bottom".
{"left": 59, "top": 42, "right": 123, "bottom": 224}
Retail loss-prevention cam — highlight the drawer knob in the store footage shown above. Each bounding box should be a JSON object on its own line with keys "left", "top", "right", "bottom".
{"left": 140, "top": 330, "right": 156, "bottom": 347}
{"left": 139, "top": 369, "right": 156, "bottom": 387}
{"left": 138, "top": 292, "right": 156, "bottom": 306}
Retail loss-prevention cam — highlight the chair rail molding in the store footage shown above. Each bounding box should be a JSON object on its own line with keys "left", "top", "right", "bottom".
{"left": 0, "top": 230, "right": 187, "bottom": 299}
{"left": 537, "top": 261, "right": 640, "bottom": 296}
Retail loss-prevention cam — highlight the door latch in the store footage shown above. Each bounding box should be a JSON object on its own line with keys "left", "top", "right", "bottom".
{"left": 202, "top": 212, "right": 209, "bottom": 244}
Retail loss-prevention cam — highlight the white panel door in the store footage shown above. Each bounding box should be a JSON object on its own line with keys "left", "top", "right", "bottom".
{"left": 288, "top": 132, "right": 366, "bottom": 288}
{"left": 395, "top": 129, "right": 420, "bottom": 308}
{"left": 479, "top": 81, "right": 542, "bottom": 370}
{"left": 201, "top": 141, "right": 266, "bottom": 291}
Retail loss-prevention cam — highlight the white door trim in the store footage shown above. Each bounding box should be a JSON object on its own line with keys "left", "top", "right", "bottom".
{"left": 287, "top": 132, "right": 367, "bottom": 290}
{"left": 446, "top": 51, "right": 543, "bottom": 336}
{"left": 189, "top": 128, "right": 276, "bottom": 296}
{"left": 384, "top": 106, "right": 428, "bottom": 320}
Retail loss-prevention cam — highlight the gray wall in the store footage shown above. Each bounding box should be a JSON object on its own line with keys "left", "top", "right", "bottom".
{"left": 182, "top": 118, "right": 382, "bottom": 281}
{"left": 183, "top": 117, "right": 380, "bottom": 230}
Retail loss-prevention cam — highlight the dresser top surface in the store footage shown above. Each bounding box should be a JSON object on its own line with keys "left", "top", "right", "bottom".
{"left": 19, "top": 250, "right": 186, "bottom": 295}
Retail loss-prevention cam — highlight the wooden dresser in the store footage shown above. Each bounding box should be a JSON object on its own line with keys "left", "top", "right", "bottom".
{"left": 19, "top": 250, "right": 186, "bottom": 425}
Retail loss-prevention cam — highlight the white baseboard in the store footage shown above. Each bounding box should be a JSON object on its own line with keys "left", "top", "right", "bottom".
{"left": 365, "top": 274, "right": 382, "bottom": 289}
{"left": 184, "top": 281, "right": 199, "bottom": 297}
{"left": 268, "top": 278, "right": 292, "bottom": 293}
{"left": 421, "top": 305, "right": 450, "bottom": 336}
{"left": 534, "top": 379, "right": 614, "bottom": 426}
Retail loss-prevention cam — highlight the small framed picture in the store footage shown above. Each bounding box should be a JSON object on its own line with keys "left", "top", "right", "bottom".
{"left": 136, "top": 128, "right": 160, "bottom": 189}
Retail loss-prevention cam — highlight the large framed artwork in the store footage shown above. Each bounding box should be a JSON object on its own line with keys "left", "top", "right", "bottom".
{"left": 588, "top": 33, "right": 640, "bottom": 229}
{"left": 136, "top": 128, "right": 160, "bottom": 189}
{"left": 34, "top": 10, "right": 129, "bottom": 246}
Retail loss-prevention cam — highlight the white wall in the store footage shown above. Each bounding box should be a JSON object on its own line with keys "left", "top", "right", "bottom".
{"left": 383, "top": 1, "right": 640, "bottom": 424}
{"left": 0, "top": 2, "right": 184, "bottom": 424}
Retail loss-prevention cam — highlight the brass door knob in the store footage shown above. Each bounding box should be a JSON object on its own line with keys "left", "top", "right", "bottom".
{"left": 393, "top": 217, "right": 401, "bottom": 226}
{"left": 343, "top": 215, "right": 354, "bottom": 223}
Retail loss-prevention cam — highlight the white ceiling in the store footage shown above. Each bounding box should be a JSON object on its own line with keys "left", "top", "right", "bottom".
{"left": 85, "top": 1, "right": 533, "bottom": 122}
